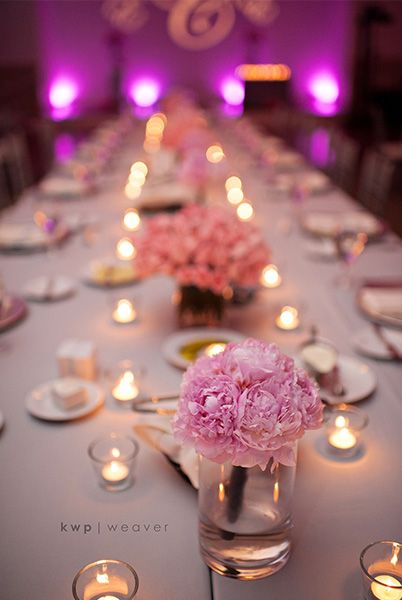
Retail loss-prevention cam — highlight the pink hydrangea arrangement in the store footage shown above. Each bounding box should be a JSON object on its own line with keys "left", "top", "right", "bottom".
{"left": 173, "top": 339, "right": 323, "bottom": 469}
{"left": 134, "top": 204, "right": 270, "bottom": 294}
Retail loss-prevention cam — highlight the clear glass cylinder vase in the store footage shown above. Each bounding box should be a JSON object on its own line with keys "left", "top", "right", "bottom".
{"left": 198, "top": 448, "right": 297, "bottom": 580}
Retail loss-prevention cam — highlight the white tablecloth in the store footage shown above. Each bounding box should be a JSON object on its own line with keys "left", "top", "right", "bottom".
{"left": 1, "top": 126, "right": 402, "bottom": 600}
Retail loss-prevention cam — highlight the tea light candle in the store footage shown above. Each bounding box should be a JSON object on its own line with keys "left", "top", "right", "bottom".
{"left": 225, "top": 175, "right": 242, "bottom": 191}
{"left": 101, "top": 460, "right": 129, "bottom": 484}
{"left": 328, "top": 416, "right": 357, "bottom": 450}
{"left": 227, "top": 187, "right": 244, "bottom": 205}
{"left": 206, "top": 144, "right": 225, "bottom": 163}
{"left": 260, "top": 264, "right": 282, "bottom": 288}
{"left": 124, "top": 182, "right": 142, "bottom": 200}
{"left": 123, "top": 209, "right": 141, "bottom": 232}
{"left": 116, "top": 238, "right": 136, "bottom": 260}
{"left": 128, "top": 171, "right": 146, "bottom": 186}
{"left": 130, "top": 161, "right": 148, "bottom": 176}
{"left": 112, "top": 370, "right": 139, "bottom": 401}
{"left": 112, "top": 299, "right": 137, "bottom": 324}
{"left": 74, "top": 559, "right": 139, "bottom": 600}
{"left": 204, "top": 342, "right": 227, "bottom": 357}
{"left": 371, "top": 576, "right": 402, "bottom": 600}
{"left": 237, "top": 201, "right": 254, "bottom": 221}
{"left": 275, "top": 306, "right": 299, "bottom": 330}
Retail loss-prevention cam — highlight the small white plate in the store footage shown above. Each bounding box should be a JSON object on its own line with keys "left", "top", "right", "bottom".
{"left": 352, "top": 328, "right": 402, "bottom": 360}
{"left": 162, "top": 327, "right": 245, "bottom": 370}
{"left": 318, "top": 355, "right": 376, "bottom": 405}
{"left": 83, "top": 261, "right": 138, "bottom": 288}
{"left": 26, "top": 379, "right": 104, "bottom": 421}
{"left": 23, "top": 276, "right": 76, "bottom": 302}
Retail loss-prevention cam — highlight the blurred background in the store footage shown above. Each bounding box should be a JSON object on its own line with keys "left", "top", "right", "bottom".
{"left": 0, "top": 0, "right": 401, "bottom": 231}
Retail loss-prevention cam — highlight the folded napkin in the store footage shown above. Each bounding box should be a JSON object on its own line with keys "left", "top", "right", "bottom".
{"left": 360, "top": 287, "right": 402, "bottom": 322}
{"left": 133, "top": 414, "right": 198, "bottom": 489}
{"left": 137, "top": 182, "right": 194, "bottom": 210}
{"left": 0, "top": 223, "right": 46, "bottom": 246}
{"left": 39, "top": 175, "right": 89, "bottom": 197}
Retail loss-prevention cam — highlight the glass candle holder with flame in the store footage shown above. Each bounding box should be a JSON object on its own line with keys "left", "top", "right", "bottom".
{"left": 325, "top": 404, "right": 368, "bottom": 458}
{"left": 110, "top": 361, "right": 143, "bottom": 407}
{"left": 73, "top": 559, "right": 139, "bottom": 600}
{"left": 88, "top": 433, "right": 139, "bottom": 492}
{"left": 111, "top": 296, "right": 138, "bottom": 324}
{"left": 360, "top": 541, "right": 402, "bottom": 600}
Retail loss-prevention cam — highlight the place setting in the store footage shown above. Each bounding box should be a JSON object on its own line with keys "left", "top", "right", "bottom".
{"left": 0, "top": 283, "right": 28, "bottom": 333}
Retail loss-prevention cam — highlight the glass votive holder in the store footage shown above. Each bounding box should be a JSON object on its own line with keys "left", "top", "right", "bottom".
{"left": 324, "top": 404, "right": 368, "bottom": 458}
{"left": 88, "top": 433, "right": 139, "bottom": 492}
{"left": 110, "top": 360, "right": 143, "bottom": 407}
{"left": 275, "top": 305, "right": 300, "bottom": 330}
{"left": 111, "top": 296, "right": 138, "bottom": 325}
{"left": 73, "top": 558, "right": 139, "bottom": 599}
{"left": 360, "top": 541, "right": 402, "bottom": 600}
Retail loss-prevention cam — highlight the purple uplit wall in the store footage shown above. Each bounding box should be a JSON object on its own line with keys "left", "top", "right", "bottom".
{"left": 3, "top": 0, "right": 354, "bottom": 116}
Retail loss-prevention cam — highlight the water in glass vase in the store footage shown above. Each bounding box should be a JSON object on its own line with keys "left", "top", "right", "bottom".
{"left": 198, "top": 455, "right": 296, "bottom": 580}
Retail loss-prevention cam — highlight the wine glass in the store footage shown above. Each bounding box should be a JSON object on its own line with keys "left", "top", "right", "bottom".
{"left": 335, "top": 230, "right": 368, "bottom": 288}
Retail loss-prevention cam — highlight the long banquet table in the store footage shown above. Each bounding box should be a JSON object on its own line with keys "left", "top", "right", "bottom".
{"left": 1, "top": 119, "right": 402, "bottom": 600}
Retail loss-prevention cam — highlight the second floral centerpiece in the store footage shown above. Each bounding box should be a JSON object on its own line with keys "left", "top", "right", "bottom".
{"left": 173, "top": 338, "right": 323, "bottom": 580}
{"left": 133, "top": 204, "right": 270, "bottom": 326}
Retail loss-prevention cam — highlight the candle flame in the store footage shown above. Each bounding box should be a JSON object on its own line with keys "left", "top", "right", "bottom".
{"left": 116, "top": 238, "right": 136, "bottom": 260}
{"left": 225, "top": 175, "right": 242, "bottom": 191}
{"left": 335, "top": 415, "right": 348, "bottom": 428}
{"left": 122, "top": 370, "right": 134, "bottom": 384}
{"left": 206, "top": 144, "right": 225, "bottom": 163}
{"left": 227, "top": 187, "right": 244, "bottom": 205}
{"left": 96, "top": 572, "right": 109, "bottom": 584}
{"left": 237, "top": 201, "right": 254, "bottom": 221}
{"left": 281, "top": 306, "right": 298, "bottom": 325}
{"left": 111, "top": 447, "right": 120, "bottom": 458}
{"left": 123, "top": 209, "right": 141, "bottom": 231}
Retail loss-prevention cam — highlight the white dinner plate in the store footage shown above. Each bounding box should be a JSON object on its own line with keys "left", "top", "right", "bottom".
{"left": 352, "top": 327, "right": 402, "bottom": 360}
{"left": 23, "top": 276, "right": 76, "bottom": 302}
{"left": 318, "top": 355, "right": 376, "bottom": 405}
{"left": 26, "top": 379, "right": 104, "bottom": 421}
{"left": 162, "top": 327, "right": 245, "bottom": 370}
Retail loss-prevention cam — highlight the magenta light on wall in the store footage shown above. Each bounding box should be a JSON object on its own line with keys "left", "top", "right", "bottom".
{"left": 308, "top": 72, "right": 340, "bottom": 115}
{"left": 129, "top": 79, "right": 160, "bottom": 107}
{"left": 221, "top": 78, "right": 245, "bottom": 106}
{"left": 49, "top": 78, "right": 78, "bottom": 109}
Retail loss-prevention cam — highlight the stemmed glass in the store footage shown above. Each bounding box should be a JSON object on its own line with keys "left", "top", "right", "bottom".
{"left": 33, "top": 205, "right": 62, "bottom": 299}
{"left": 334, "top": 230, "right": 368, "bottom": 288}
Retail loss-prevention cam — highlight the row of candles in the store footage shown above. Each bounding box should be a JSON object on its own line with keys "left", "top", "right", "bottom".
{"left": 75, "top": 122, "right": 399, "bottom": 600}
{"left": 72, "top": 540, "right": 402, "bottom": 599}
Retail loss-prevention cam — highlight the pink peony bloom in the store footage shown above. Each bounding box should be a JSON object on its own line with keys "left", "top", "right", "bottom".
{"left": 133, "top": 204, "right": 270, "bottom": 294}
{"left": 173, "top": 339, "right": 323, "bottom": 469}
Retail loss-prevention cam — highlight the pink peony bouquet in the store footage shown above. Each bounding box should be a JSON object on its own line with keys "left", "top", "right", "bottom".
{"left": 134, "top": 204, "right": 270, "bottom": 294}
{"left": 173, "top": 339, "right": 323, "bottom": 469}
